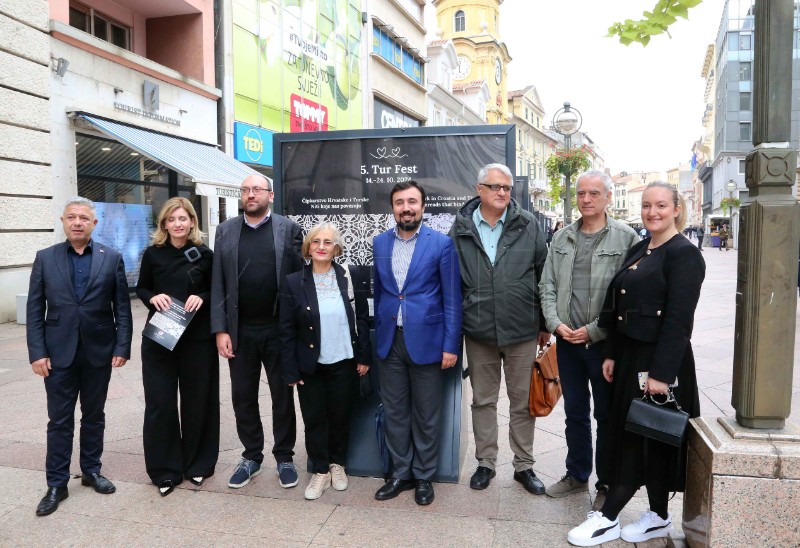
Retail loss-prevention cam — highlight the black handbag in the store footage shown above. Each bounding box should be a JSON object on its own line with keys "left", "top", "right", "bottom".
{"left": 625, "top": 390, "right": 689, "bottom": 447}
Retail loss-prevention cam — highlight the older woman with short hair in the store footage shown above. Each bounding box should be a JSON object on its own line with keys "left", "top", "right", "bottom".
{"left": 279, "top": 222, "right": 371, "bottom": 500}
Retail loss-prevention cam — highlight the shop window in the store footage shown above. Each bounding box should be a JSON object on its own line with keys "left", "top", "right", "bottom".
{"left": 454, "top": 10, "right": 465, "bottom": 32}
{"left": 75, "top": 133, "right": 199, "bottom": 285}
{"left": 69, "top": 2, "right": 130, "bottom": 51}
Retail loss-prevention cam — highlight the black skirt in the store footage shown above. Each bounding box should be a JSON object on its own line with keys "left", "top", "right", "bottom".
{"left": 606, "top": 334, "right": 701, "bottom": 492}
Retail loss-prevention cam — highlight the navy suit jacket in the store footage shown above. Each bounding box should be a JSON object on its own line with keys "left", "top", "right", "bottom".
{"left": 26, "top": 240, "right": 133, "bottom": 368}
{"left": 279, "top": 263, "right": 372, "bottom": 384}
{"left": 372, "top": 224, "right": 462, "bottom": 364}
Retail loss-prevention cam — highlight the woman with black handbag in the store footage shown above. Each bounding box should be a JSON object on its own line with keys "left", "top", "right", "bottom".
{"left": 279, "top": 222, "right": 371, "bottom": 501}
{"left": 567, "top": 182, "right": 705, "bottom": 547}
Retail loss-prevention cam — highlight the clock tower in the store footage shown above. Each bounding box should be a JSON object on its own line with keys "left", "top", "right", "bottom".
{"left": 433, "top": 0, "right": 511, "bottom": 124}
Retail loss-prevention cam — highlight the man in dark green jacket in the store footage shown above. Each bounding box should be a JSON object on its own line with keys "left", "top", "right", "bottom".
{"left": 449, "top": 163, "right": 550, "bottom": 495}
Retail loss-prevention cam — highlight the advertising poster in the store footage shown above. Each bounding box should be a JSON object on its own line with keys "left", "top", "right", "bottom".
{"left": 92, "top": 202, "right": 154, "bottom": 287}
{"left": 273, "top": 126, "right": 514, "bottom": 482}
{"left": 275, "top": 126, "right": 514, "bottom": 271}
{"left": 232, "top": 0, "right": 363, "bottom": 133}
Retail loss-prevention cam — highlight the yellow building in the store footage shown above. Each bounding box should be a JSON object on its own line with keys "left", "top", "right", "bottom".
{"left": 433, "top": 0, "right": 511, "bottom": 125}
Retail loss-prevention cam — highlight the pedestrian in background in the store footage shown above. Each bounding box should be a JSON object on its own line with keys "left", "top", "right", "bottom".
{"left": 27, "top": 197, "right": 132, "bottom": 516}
{"left": 718, "top": 224, "right": 729, "bottom": 251}
{"left": 373, "top": 181, "right": 462, "bottom": 506}
{"left": 696, "top": 225, "right": 705, "bottom": 251}
{"left": 567, "top": 182, "right": 704, "bottom": 546}
{"left": 279, "top": 222, "right": 371, "bottom": 501}
{"left": 211, "top": 174, "right": 304, "bottom": 490}
{"left": 136, "top": 197, "right": 218, "bottom": 496}
{"left": 539, "top": 170, "right": 638, "bottom": 509}
{"left": 450, "top": 163, "right": 550, "bottom": 496}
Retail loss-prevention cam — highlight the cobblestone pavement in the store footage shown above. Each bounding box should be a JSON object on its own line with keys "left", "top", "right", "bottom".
{"left": 0, "top": 241, "right": 798, "bottom": 546}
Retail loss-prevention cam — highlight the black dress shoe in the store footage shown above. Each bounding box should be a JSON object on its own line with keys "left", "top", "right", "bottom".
{"left": 36, "top": 486, "right": 68, "bottom": 516}
{"left": 188, "top": 476, "right": 204, "bottom": 487}
{"left": 469, "top": 466, "right": 496, "bottom": 490}
{"left": 414, "top": 480, "right": 434, "bottom": 506}
{"left": 513, "top": 469, "right": 545, "bottom": 495}
{"left": 81, "top": 472, "right": 116, "bottom": 494}
{"left": 158, "top": 480, "right": 176, "bottom": 497}
{"left": 374, "top": 478, "right": 415, "bottom": 501}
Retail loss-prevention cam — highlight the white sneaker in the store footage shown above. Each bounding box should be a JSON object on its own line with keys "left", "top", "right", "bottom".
{"left": 304, "top": 472, "right": 331, "bottom": 500}
{"left": 567, "top": 511, "right": 620, "bottom": 546}
{"left": 621, "top": 510, "right": 672, "bottom": 542}
{"left": 330, "top": 464, "right": 348, "bottom": 491}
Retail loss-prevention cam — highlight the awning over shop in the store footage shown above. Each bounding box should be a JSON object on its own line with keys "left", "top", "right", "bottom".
{"left": 74, "top": 113, "right": 260, "bottom": 195}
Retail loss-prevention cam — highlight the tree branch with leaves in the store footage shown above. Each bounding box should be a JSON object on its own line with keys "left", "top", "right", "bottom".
{"left": 608, "top": 0, "right": 703, "bottom": 46}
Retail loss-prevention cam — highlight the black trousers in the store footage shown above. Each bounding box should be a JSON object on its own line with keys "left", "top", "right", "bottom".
{"left": 379, "top": 329, "right": 443, "bottom": 481}
{"left": 43, "top": 341, "right": 112, "bottom": 487}
{"left": 298, "top": 359, "right": 358, "bottom": 473}
{"left": 141, "top": 336, "right": 219, "bottom": 484}
{"left": 229, "top": 322, "right": 296, "bottom": 464}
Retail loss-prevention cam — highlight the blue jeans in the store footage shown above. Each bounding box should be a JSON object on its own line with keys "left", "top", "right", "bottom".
{"left": 556, "top": 339, "right": 611, "bottom": 486}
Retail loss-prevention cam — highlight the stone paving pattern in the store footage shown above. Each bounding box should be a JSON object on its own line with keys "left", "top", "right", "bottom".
{"left": 0, "top": 243, "right": 798, "bottom": 546}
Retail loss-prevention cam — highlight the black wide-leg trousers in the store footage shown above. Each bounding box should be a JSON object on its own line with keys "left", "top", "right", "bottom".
{"left": 142, "top": 336, "right": 220, "bottom": 484}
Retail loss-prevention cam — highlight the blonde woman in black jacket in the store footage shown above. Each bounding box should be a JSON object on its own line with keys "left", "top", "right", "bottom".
{"left": 567, "top": 182, "right": 705, "bottom": 546}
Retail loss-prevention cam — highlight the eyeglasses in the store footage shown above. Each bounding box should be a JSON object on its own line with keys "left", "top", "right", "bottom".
{"left": 310, "top": 239, "right": 335, "bottom": 248}
{"left": 239, "top": 186, "right": 270, "bottom": 195}
{"left": 480, "top": 183, "right": 513, "bottom": 193}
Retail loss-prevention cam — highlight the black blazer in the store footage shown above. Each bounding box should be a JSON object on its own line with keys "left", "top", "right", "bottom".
{"left": 210, "top": 214, "right": 303, "bottom": 349}
{"left": 279, "top": 263, "right": 371, "bottom": 384}
{"left": 26, "top": 241, "right": 133, "bottom": 368}
{"left": 598, "top": 235, "right": 705, "bottom": 383}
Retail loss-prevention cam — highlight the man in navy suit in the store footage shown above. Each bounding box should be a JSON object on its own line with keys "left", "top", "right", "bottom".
{"left": 372, "top": 181, "right": 462, "bottom": 506}
{"left": 27, "top": 197, "right": 132, "bottom": 516}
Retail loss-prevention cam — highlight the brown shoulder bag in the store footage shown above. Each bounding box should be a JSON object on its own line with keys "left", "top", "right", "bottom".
{"left": 529, "top": 341, "right": 562, "bottom": 417}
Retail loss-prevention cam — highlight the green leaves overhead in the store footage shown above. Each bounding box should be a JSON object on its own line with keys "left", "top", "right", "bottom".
{"left": 608, "top": 0, "right": 703, "bottom": 46}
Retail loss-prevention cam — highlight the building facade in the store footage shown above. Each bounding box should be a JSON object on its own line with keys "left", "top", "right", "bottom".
{"left": 433, "top": 0, "right": 510, "bottom": 125}
{"left": 506, "top": 86, "right": 555, "bottom": 213}
{"left": 368, "top": 0, "right": 428, "bottom": 129}
{"left": 0, "top": 0, "right": 257, "bottom": 322}
{"left": 705, "top": 0, "right": 800, "bottom": 245}
{"left": 426, "top": 39, "right": 488, "bottom": 126}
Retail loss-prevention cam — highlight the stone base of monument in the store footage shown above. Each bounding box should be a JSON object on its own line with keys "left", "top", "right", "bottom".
{"left": 683, "top": 417, "right": 800, "bottom": 547}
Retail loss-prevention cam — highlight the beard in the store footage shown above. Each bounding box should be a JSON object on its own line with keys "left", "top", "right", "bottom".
{"left": 244, "top": 200, "right": 269, "bottom": 218}
{"left": 396, "top": 214, "right": 422, "bottom": 232}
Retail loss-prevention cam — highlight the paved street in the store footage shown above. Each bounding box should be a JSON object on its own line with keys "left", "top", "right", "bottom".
{"left": 0, "top": 240, "right": 798, "bottom": 547}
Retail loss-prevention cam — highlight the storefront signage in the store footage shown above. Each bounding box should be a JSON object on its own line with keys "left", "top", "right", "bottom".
{"left": 374, "top": 98, "right": 420, "bottom": 129}
{"left": 113, "top": 102, "right": 181, "bottom": 126}
{"left": 234, "top": 122, "right": 274, "bottom": 167}
{"left": 232, "top": 0, "right": 362, "bottom": 133}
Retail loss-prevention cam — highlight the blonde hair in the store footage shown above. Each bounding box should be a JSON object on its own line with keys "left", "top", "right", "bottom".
{"left": 644, "top": 182, "right": 687, "bottom": 232}
{"left": 151, "top": 197, "right": 204, "bottom": 246}
{"left": 301, "top": 222, "right": 344, "bottom": 259}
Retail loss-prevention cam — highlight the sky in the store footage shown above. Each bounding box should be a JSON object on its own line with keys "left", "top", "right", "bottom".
{"left": 428, "top": 0, "right": 726, "bottom": 174}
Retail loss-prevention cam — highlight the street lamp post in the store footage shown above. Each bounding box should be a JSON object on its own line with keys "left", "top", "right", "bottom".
{"left": 552, "top": 102, "right": 583, "bottom": 224}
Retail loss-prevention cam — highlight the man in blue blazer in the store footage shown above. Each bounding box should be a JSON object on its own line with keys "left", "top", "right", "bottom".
{"left": 27, "top": 197, "right": 132, "bottom": 516}
{"left": 372, "top": 181, "right": 462, "bottom": 506}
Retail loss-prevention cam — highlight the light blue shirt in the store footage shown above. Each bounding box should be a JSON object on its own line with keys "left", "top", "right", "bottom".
{"left": 313, "top": 270, "right": 353, "bottom": 364}
{"left": 391, "top": 225, "right": 420, "bottom": 326}
{"left": 473, "top": 205, "right": 507, "bottom": 264}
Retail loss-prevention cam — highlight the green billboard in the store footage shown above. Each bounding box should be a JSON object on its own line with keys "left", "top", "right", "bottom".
{"left": 233, "top": 0, "right": 363, "bottom": 132}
